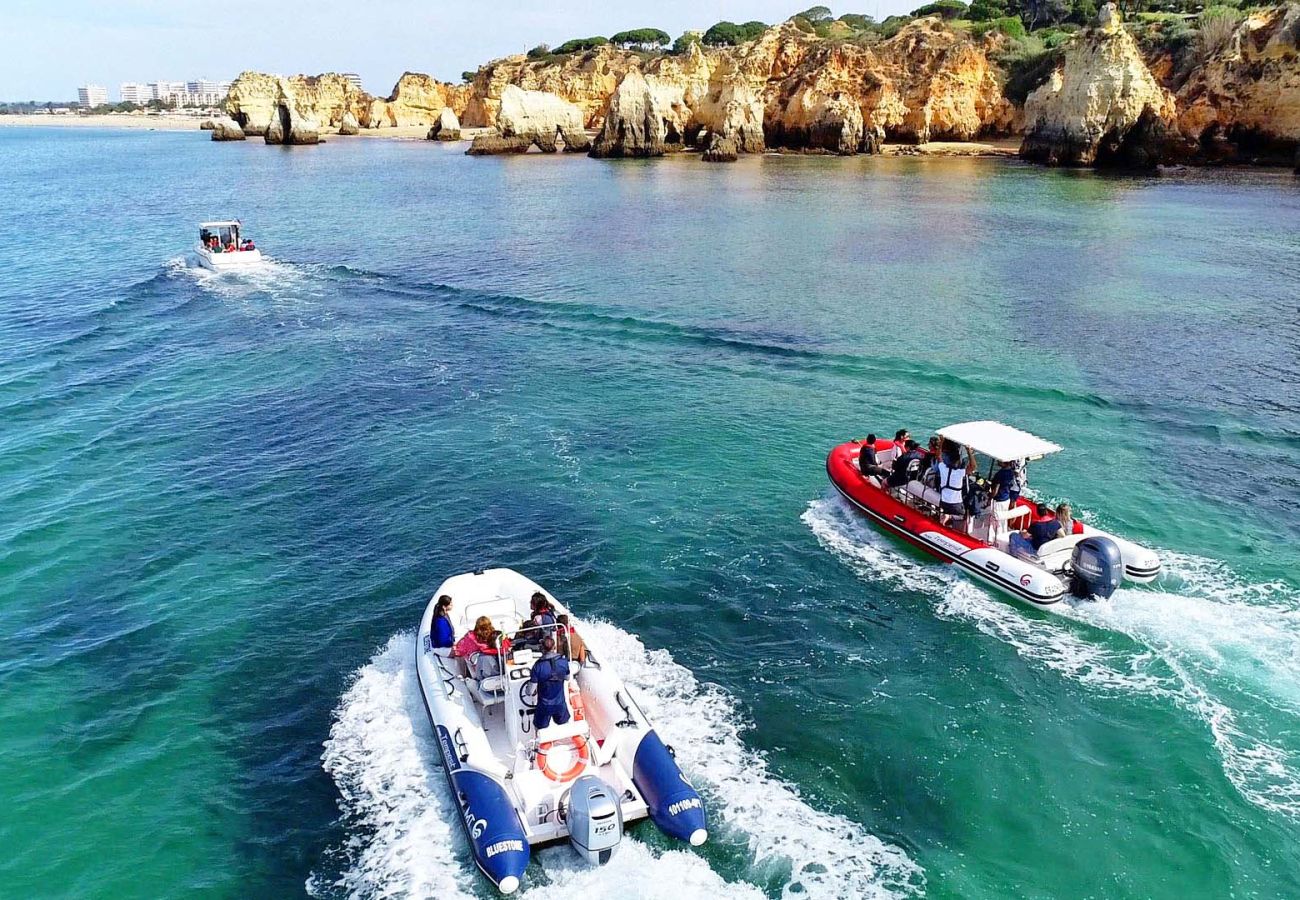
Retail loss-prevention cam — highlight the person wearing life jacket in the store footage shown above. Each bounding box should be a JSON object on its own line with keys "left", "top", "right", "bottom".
{"left": 892, "top": 429, "right": 910, "bottom": 454}
{"left": 1029, "top": 503, "right": 1064, "bottom": 550}
{"left": 555, "top": 614, "right": 587, "bottom": 667}
{"left": 529, "top": 636, "right": 572, "bottom": 728}
{"left": 886, "top": 440, "right": 924, "bottom": 490}
{"left": 936, "top": 439, "right": 975, "bottom": 529}
{"left": 858, "top": 433, "right": 890, "bottom": 482}
{"left": 430, "top": 594, "right": 455, "bottom": 650}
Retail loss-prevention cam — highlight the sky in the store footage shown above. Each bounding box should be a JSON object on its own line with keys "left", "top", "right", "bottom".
{"left": 0, "top": 0, "right": 915, "bottom": 101}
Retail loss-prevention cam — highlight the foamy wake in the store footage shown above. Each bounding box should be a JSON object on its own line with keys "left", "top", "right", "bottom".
{"left": 310, "top": 626, "right": 922, "bottom": 900}
{"left": 803, "top": 495, "right": 1300, "bottom": 823}
{"left": 166, "top": 253, "right": 332, "bottom": 313}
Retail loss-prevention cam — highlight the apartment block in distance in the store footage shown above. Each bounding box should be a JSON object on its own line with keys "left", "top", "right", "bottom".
{"left": 77, "top": 85, "right": 108, "bottom": 108}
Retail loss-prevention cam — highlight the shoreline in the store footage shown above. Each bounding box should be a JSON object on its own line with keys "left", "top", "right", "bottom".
{"left": 0, "top": 115, "right": 1021, "bottom": 158}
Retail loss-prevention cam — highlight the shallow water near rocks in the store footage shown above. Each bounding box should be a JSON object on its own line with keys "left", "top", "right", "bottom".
{"left": 1, "top": 128, "right": 1298, "bottom": 898}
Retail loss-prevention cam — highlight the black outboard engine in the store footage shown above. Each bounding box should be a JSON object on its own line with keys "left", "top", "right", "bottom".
{"left": 1070, "top": 536, "right": 1124, "bottom": 599}
{"left": 563, "top": 775, "right": 623, "bottom": 865}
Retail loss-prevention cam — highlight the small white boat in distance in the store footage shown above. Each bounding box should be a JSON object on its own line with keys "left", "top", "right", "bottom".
{"left": 416, "top": 568, "right": 708, "bottom": 894}
{"left": 194, "top": 220, "right": 262, "bottom": 270}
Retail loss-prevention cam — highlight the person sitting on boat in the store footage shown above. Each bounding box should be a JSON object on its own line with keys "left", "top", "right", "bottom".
{"left": 225, "top": 240, "right": 238, "bottom": 253}
{"left": 892, "top": 429, "right": 910, "bottom": 453}
{"left": 1056, "top": 503, "right": 1082, "bottom": 536}
{"left": 858, "top": 434, "right": 890, "bottom": 482}
{"left": 936, "top": 440, "right": 975, "bottom": 529}
{"left": 241, "top": 238, "right": 255, "bottom": 251}
{"left": 430, "top": 594, "right": 455, "bottom": 650}
{"left": 529, "top": 636, "right": 572, "bottom": 728}
{"left": 455, "top": 615, "right": 510, "bottom": 667}
{"left": 555, "top": 614, "right": 587, "bottom": 667}
{"left": 515, "top": 592, "right": 557, "bottom": 648}
{"left": 1029, "top": 503, "right": 1063, "bottom": 550}
{"left": 885, "top": 440, "right": 925, "bottom": 490}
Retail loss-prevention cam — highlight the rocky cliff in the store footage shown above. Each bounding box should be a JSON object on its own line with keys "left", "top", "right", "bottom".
{"left": 1172, "top": 5, "right": 1300, "bottom": 162}
{"left": 220, "top": 7, "right": 1300, "bottom": 166}
{"left": 226, "top": 72, "right": 368, "bottom": 135}
{"left": 226, "top": 70, "right": 469, "bottom": 134}
{"left": 1022, "top": 5, "right": 1177, "bottom": 166}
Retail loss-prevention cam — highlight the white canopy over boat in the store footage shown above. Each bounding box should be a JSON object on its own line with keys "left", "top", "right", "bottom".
{"left": 937, "top": 420, "right": 1063, "bottom": 462}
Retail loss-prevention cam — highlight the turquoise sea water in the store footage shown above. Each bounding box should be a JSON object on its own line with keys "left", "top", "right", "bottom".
{"left": 1, "top": 127, "right": 1299, "bottom": 899}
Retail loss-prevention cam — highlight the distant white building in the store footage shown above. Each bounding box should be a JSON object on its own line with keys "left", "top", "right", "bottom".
{"left": 181, "top": 79, "right": 231, "bottom": 106}
{"left": 120, "top": 82, "right": 152, "bottom": 105}
{"left": 149, "top": 80, "right": 188, "bottom": 103}
{"left": 78, "top": 85, "right": 108, "bottom": 108}
{"left": 342, "top": 72, "right": 363, "bottom": 91}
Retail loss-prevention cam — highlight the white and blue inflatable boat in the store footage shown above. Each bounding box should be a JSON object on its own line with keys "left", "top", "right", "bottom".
{"left": 415, "top": 568, "right": 708, "bottom": 894}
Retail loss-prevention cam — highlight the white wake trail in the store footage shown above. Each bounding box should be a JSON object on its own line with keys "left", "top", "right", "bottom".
{"left": 804, "top": 495, "right": 1300, "bottom": 822}
{"left": 311, "top": 624, "right": 921, "bottom": 899}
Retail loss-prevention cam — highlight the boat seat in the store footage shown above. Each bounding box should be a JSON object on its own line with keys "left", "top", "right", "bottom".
{"left": 905, "top": 481, "right": 942, "bottom": 508}
{"left": 1035, "top": 533, "right": 1089, "bottom": 570}
{"left": 535, "top": 719, "right": 589, "bottom": 745}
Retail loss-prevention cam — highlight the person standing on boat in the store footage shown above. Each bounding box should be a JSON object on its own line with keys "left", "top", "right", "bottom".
{"left": 936, "top": 440, "right": 975, "bottom": 530}
{"left": 430, "top": 595, "right": 455, "bottom": 650}
{"left": 988, "top": 459, "right": 1019, "bottom": 543}
{"left": 530, "top": 636, "right": 572, "bottom": 728}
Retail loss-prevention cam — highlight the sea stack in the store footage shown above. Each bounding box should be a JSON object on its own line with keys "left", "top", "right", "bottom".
{"left": 1020, "top": 3, "right": 1176, "bottom": 167}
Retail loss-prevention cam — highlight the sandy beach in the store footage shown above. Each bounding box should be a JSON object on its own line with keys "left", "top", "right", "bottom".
{"left": 0, "top": 113, "right": 204, "bottom": 131}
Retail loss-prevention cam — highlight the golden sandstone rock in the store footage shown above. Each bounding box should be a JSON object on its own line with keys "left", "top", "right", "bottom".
{"left": 1021, "top": 5, "right": 1177, "bottom": 166}
{"left": 222, "top": 10, "right": 1300, "bottom": 166}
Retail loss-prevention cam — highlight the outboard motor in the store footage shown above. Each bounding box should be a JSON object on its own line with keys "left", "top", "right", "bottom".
{"left": 563, "top": 775, "right": 623, "bottom": 865}
{"left": 1070, "top": 536, "right": 1124, "bottom": 599}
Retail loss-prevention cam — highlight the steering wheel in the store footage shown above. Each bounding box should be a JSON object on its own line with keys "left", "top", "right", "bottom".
{"left": 518, "top": 680, "right": 538, "bottom": 709}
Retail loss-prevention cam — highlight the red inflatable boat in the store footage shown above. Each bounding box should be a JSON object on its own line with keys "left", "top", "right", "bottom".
{"left": 825, "top": 421, "right": 1161, "bottom": 609}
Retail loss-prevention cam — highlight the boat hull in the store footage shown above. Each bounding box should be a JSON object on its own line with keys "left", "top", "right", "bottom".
{"left": 415, "top": 568, "right": 707, "bottom": 893}
{"left": 827, "top": 441, "right": 1069, "bottom": 608}
{"left": 827, "top": 439, "right": 1161, "bottom": 605}
{"left": 194, "top": 244, "right": 263, "bottom": 271}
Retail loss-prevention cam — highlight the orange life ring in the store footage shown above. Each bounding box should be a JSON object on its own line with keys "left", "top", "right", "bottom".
{"left": 568, "top": 683, "right": 585, "bottom": 722}
{"left": 537, "top": 735, "right": 589, "bottom": 783}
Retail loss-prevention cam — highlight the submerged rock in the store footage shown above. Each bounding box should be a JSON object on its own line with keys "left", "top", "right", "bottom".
{"left": 1020, "top": 4, "right": 1175, "bottom": 167}
{"left": 427, "top": 107, "right": 461, "bottom": 141}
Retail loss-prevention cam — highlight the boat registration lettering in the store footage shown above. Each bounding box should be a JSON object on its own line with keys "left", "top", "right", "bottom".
{"left": 485, "top": 839, "right": 524, "bottom": 858}
{"left": 436, "top": 726, "right": 461, "bottom": 771}
{"left": 669, "top": 797, "right": 701, "bottom": 816}
{"left": 922, "top": 532, "right": 967, "bottom": 557}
